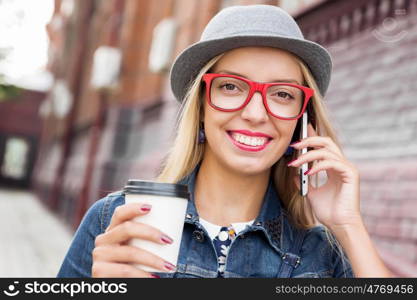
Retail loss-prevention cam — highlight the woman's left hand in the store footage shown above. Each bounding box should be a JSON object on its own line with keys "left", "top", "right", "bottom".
{"left": 288, "top": 123, "right": 362, "bottom": 231}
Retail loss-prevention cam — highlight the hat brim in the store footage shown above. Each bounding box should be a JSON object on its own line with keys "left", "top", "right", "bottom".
{"left": 170, "top": 35, "right": 332, "bottom": 102}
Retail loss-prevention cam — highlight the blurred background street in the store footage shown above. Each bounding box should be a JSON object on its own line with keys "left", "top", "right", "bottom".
{"left": 0, "top": 0, "right": 417, "bottom": 277}
{"left": 0, "top": 188, "right": 71, "bottom": 277}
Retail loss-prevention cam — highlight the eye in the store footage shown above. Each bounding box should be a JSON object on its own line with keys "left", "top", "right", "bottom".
{"left": 213, "top": 77, "right": 247, "bottom": 94}
{"left": 276, "top": 91, "right": 294, "bottom": 100}
{"left": 220, "top": 83, "right": 238, "bottom": 91}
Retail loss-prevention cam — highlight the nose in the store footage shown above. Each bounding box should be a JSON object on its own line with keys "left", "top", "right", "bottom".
{"left": 240, "top": 91, "right": 269, "bottom": 123}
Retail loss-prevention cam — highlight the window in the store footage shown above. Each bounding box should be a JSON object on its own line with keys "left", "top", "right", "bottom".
{"left": 1, "top": 137, "right": 29, "bottom": 179}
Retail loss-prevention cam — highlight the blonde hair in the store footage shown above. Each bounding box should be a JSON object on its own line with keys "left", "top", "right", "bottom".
{"left": 156, "top": 50, "right": 350, "bottom": 275}
{"left": 156, "top": 54, "right": 224, "bottom": 183}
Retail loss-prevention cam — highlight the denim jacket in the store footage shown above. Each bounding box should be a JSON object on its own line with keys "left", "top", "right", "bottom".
{"left": 57, "top": 164, "right": 354, "bottom": 278}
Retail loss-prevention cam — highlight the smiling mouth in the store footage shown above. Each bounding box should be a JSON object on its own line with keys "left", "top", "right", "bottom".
{"left": 226, "top": 131, "right": 273, "bottom": 148}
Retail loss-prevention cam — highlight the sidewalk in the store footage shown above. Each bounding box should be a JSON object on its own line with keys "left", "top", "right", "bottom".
{"left": 0, "top": 188, "right": 73, "bottom": 277}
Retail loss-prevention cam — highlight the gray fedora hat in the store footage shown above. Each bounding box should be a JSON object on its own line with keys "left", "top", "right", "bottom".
{"left": 170, "top": 4, "right": 332, "bottom": 102}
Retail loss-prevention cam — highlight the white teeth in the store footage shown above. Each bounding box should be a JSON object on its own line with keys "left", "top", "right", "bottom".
{"left": 230, "top": 132, "right": 268, "bottom": 146}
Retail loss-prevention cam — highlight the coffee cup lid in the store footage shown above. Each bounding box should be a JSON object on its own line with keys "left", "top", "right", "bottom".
{"left": 123, "top": 180, "right": 189, "bottom": 199}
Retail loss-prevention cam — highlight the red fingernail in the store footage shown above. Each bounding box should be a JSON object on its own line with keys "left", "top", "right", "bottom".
{"left": 304, "top": 169, "right": 311, "bottom": 175}
{"left": 140, "top": 204, "right": 152, "bottom": 212}
{"left": 164, "top": 261, "right": 176, "bottom": 271}
{"left": 290, "top": 140, "right": 301, "bottom": 146}
{"left": 287, "top": 159, "right": 298, "bottom": 166}
{"left": 151, "top": 274, "right": 160, "bottom": 278}
{"left": 161, "top": 234, "right": 173, "bottom": 244}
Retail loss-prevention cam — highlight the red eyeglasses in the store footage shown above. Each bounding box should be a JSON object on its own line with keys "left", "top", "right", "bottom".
{"left": 202, "top": 73, "right": 314, "bottom": 120}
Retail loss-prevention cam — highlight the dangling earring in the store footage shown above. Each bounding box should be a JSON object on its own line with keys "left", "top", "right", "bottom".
{"left": 198, "top": 123, "right": 206, "bottom": 144}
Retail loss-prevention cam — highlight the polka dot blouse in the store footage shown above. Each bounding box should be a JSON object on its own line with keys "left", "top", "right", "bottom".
{"left": 199, "top": 217, "right": 254, "bottom": 277}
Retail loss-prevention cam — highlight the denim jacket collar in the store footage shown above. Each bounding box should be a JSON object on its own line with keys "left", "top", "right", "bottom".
{"left": 178, "top": 163, "right": 287, "bottom": 255}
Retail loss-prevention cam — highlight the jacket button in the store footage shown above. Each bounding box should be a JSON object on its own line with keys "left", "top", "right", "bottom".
{"left": 192, "top": 230, "right": 205, "bottom": 243}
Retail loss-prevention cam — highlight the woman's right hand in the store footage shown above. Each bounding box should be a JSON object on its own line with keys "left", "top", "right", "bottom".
{"left": 91, "top": 203, "right": 176, "bottom": 278}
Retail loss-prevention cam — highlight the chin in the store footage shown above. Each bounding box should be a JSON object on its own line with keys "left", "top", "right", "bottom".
{"left": 225, "top": 157, "right": 272, "bottom": 176}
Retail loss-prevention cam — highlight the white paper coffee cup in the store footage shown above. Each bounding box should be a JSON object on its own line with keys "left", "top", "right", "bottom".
{"left": 123, "top": 179, "right": 189, "bottom": 273}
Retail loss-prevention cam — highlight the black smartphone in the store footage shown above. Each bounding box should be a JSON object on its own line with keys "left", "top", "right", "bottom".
{"left": 300, "top": 111, "right": 308, "bottom": 196}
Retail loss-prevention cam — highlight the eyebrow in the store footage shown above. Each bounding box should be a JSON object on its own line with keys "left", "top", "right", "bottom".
{"left": 215, "top": 70, "right": 302, "bottom": 85}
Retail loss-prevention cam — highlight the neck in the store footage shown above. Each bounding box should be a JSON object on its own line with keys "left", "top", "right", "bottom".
{"left": 194, "top": 156, "right": 270, "bottom": 227}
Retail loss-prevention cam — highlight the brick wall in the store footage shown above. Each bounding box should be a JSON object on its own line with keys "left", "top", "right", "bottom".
{"left": 324, "top": 7, "right": 417, "bottom": 276}
{"left": 0, "top": 90, "right": 45, "bottom": 188}
{"left": 33, "top": 0, "right": 120, "bottom": 221}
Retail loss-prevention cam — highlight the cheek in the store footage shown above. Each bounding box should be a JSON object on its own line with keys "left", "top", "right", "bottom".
{"left": 272, "top": 119, "right": 298, "bottom": 142}
{"left": 203, "top": 108, "right": 228, "bottom": 139}
{"left": 270, "top": 121, "right": 298, "bottom": 161}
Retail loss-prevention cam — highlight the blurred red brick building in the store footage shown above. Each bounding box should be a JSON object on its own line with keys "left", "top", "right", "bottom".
{"left": 32, "top": 0, "right": 417, "bottom": 276}
{"left": 0, "top": 89, "right": 45, "bottom": 188}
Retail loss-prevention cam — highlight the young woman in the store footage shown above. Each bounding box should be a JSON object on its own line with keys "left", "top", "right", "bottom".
{"left": 57, "top": 5, "right": 392, "bottom": 278}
